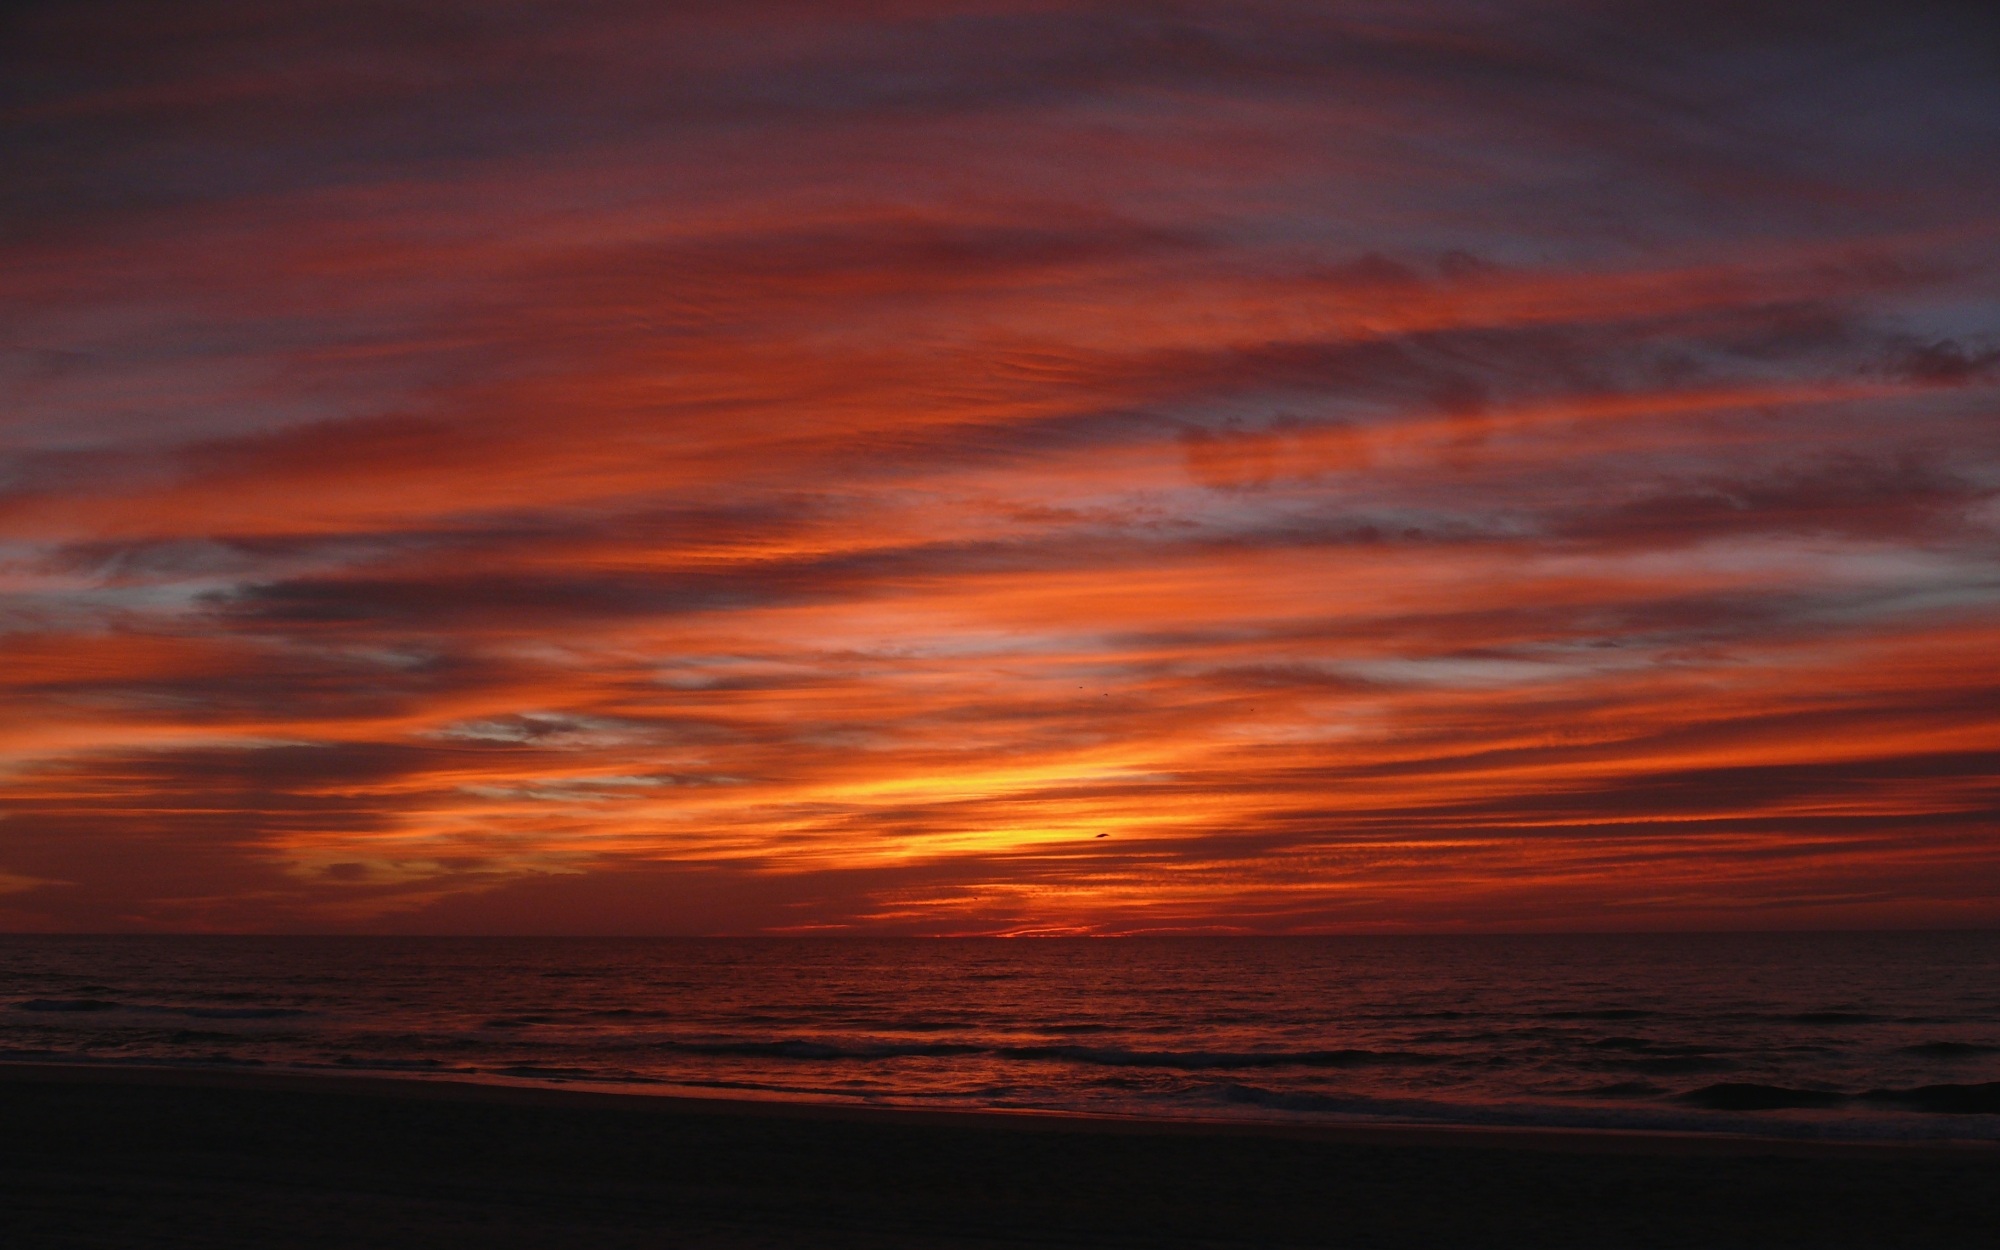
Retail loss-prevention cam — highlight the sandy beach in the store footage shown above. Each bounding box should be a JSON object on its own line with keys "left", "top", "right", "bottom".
{"left": 1, "top": 1063, "right": 1993, "bottom": 1249}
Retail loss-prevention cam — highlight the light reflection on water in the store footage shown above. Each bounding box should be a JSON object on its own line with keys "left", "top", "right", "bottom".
{"left": 2, "top": 933, "right": 1996, "bottom": 1141}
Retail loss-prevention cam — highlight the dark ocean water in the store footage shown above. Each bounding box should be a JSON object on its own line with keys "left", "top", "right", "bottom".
{"left": 3, "top": 933, "right": 1997, "bottom": 1141}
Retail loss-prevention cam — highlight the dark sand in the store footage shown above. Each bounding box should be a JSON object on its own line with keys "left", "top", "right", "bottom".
{"left": 2, "top": 1064, "right": 1993, "bottom": 1248}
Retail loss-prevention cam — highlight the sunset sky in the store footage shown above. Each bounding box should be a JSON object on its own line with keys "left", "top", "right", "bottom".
{"left": 3, "top": 1, "right": 1997, "bottom": 934}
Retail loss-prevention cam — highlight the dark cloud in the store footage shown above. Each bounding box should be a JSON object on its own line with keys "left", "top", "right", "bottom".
{"left": 1883, "top": 337, "right": 2000, "bottom": 385}
{"left": 10, "top": 635, "right": 509, "bottom": 725}
{"left": 1558, "top": 457, "right": 1995, "bottom": 546}
{"left": 10, "top": 0, "right": 1996, "bottom": 239}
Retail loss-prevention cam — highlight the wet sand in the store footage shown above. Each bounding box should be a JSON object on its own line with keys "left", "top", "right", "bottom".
{"left": 2, "top": 1063, "right": 1993, "bottom": 1248}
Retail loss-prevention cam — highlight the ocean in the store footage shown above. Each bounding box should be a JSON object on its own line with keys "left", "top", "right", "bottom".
{"left": 3, "top": 933, "right": 1996, "bottom": 1142}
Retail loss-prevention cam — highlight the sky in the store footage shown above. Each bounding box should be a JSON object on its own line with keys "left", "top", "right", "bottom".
{"left": 2, "top": 0, "right": 1998, "bottom": 934}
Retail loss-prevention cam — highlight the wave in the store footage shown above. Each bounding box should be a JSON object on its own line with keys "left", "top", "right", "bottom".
{"left": 11, "top": 999, "right": 307, "bottom": 1020}
{"left": 180, "top": 1007, "right": 308, "bottom": 1020}
{"left": 1215, "top": 1083, "right": 1378, "bottom": 1114}
{"left": 1897, "top": 1041, "right": 2000, "bottom": 1058}
{"left": 1626, "top": 1056, "right": 1738, "bottom": 1075}
{"left": 1576, "top": 1080, "right": 1666, "bottom": 1098}
{"left": 491, "top": 1064, "right": 624, "bottom": 1080}
{"left": 674, "top": 1039, "right": 982, "bottom": 1060}
{"left": 1679, "top": 1083, "right": 1846, "bottom": 1111}
{"left": 1860, "top": 1083, "right": 2000, "bottom": 1115}
{"left": 659, "top": 1036, "right": 1437, "bottom": 1071}
{"left": 997, "top": 1044, "right": 1438, "bottom": 1071}
{"left": 1542, "top": 1008, "right": 1654, "bottom": 1021}
{"left": 331, "top": 1056, "right": 450, "bottom": 1071}
{"left": 1682, "top": 1081, "right": 2000, "bottom": 1115}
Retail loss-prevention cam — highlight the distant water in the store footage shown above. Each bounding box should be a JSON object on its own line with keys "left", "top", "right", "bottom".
{"left": 4, "top": 933, "right": 1997, "bottom": 1142}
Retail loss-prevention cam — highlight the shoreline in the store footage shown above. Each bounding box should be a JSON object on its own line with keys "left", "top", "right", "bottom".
{"left": 3, "top": 1058, "right": 1991, "bottom": 1160}
{"left": 7, "top": 1059, "right": 1999, "bottom": 1247}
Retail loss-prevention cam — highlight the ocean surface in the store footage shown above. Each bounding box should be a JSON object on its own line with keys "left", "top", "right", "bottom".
{"left": 4, "top": 933, "right": 1997, "bottom": 1142}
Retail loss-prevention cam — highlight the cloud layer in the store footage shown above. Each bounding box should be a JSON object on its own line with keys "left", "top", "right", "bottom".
{"left": 3, "top": 0, "right": 1998, "bottom": 931}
